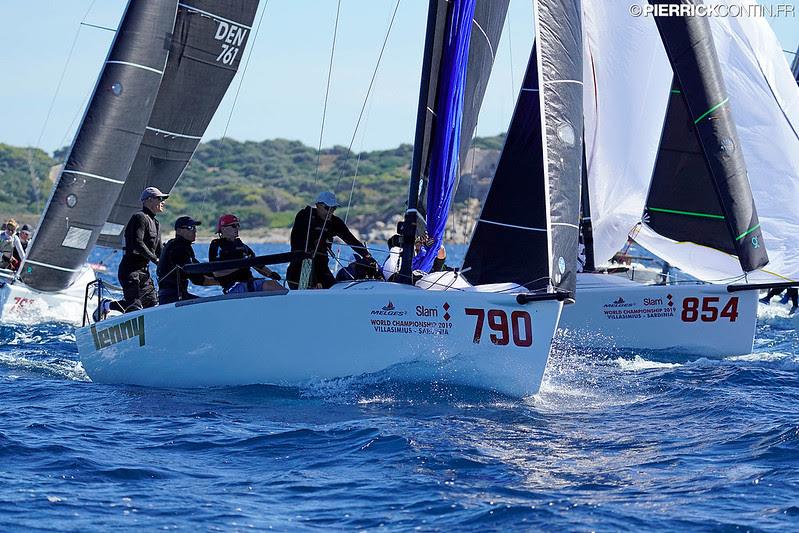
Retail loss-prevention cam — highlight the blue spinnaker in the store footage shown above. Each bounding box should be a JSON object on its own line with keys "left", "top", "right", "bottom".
{"left": 413, "top": 0, "right": 476, "bottom": 272}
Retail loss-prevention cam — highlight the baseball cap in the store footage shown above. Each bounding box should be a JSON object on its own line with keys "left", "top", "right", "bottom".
{"left": 174, "top": 216, "right": 201, "bottom": 230}
{"left": 217, "top": 213, "right": 239, "bottom": 232}
{"left": 315, "top": 191, "right": 340, "bottom": 208}
{"left": 140, "top": 186, "right": 169, "bottom": 202}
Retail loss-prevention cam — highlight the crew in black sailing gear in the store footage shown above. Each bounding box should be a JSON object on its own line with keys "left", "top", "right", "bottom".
{"left": 157, "top": 216, "right": 216, "bottom": 305}
{"left": 99, "top": 187, "right": 167, "bottom": 318}
{"left": 209, "top": 214, "right": 282, "bottom": 294}
{"left": 286, "top": 191, "right": 376, "bottom": 289}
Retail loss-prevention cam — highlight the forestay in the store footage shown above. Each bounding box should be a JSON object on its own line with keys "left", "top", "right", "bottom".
{"left": 20, "top": 0, "right": 177, "bottom": 292}
{"left": 97, "top": 0, "right": 260, "bottom": 248}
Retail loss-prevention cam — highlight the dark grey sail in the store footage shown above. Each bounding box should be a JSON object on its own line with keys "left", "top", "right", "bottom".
{"left": 580, "top": 143, "right": 595, "bottom": 272}
{"left": 400, "top": 0, "right": 509, "bottom": 281}
{"left": 20, "top": 0, "right": 177, "bottom": 292}
{"left": 536, "top": 0, "right": 583, "bottom": 296}
{"left": 462, "top": 43, "right": 549, "bottom": 288}
{"left": 792, "top": 43, "right": 799, "bottom": 83}
{"left": 97, "top": 0, "right": 260, "bottom": 248}
{"left": 648, "top": 0, "right": 768, "bottom": 272}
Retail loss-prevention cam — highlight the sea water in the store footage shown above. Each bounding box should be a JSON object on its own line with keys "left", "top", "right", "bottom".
{"left": 1, "top": 244, "right": 797, "bottom": 530}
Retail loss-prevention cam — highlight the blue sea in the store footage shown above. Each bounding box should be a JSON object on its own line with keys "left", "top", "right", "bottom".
{"left": 1, "top": 243, "right": 798, "bottom": 531}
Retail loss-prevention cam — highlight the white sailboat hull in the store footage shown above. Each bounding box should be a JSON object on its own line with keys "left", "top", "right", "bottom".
{"left": 0, "top": 267, "right": 95, "bottom": 326}
{"left": 559, "top": 273, "right": 758, "bottom": 357}
{"left": 76, "top": 282, "right": 563, "bottom": 397}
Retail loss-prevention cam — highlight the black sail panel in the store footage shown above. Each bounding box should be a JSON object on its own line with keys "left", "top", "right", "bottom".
{"left": 579, "top": 142, "right": 595, "bottom": 272}
{"left": 645, "top": 78, "right": 733, "bottom": 253}
{"left": 462, "top": 43, "right": 549, "bottom": 288}
{"left": 538, "top": 0, "right": 583, "bottom": 296}
{"left": 20, "top": 0, "right": 177, "bottom": 292}
{"left": 97, "top": 0, "right": 260, "bottom": 248}
{"left": 649, "top": 0, "right": 768, "bottom": 272}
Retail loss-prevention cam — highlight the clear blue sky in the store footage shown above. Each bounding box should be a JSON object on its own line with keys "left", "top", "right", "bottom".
{"left": 1, "top": 0, "right": 797, "bottom": 155}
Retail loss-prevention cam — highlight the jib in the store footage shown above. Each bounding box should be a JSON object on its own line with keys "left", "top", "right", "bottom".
{"left": 91, "top": 315, "right": 145, "bottom": 350}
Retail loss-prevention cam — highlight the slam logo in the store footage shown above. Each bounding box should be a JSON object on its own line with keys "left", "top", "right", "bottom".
{"left": 91, "top": 315, "right": 145, "bottom": 350}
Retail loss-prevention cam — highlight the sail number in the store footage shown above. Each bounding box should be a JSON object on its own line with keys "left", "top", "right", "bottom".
{"left": 214, "top": 20, "right": 249, "bottom": 65}
{"left": 681, "top": 296, "right": 739, "bottom": 322}
{"left": 465, "top": 308, "right": 533, "bottom": 347}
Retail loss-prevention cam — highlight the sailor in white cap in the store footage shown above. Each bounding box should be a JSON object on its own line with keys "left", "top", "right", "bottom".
{"left": 95, "top": 187, "right": 169, "bottom": 320}
{"left": 286, "top": 191, "right": 377, "bottom": 289}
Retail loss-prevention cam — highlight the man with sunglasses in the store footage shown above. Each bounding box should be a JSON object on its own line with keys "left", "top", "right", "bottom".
{"left": 209, "top": 214, "right": 282, "bottom": 294}
{"left": 286, "top": 191, "right": 376, "bottom": 290}
{"left": 94, "top": 187, "right": 168, "bottom": 320}
{"left": 157, "top": 216, "right": 216, "bottom": 305}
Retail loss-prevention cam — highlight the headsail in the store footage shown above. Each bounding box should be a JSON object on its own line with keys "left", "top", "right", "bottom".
{"left": 643, "top": 0, "right": 768, "bottom": 274}
{"left": 400, "top": 0, "right": 509, "bottom": 279}
{"left": 97, "top": 0, "right": 260, "bottom": 248}
{"left": 20, "top": 0, "right": 177, "bottom": 292}
{"left": 462, "top": 0, "right": 583, "bottom": 295}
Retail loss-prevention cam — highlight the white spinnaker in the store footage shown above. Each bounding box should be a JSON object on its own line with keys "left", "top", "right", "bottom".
{"left": 582, "top": 2, "right": 671, "bottom": 266}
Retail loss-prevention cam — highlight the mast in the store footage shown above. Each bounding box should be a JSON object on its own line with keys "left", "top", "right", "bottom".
{"left": 19, "top": 0, "right": 177, "bottom": 292}
{"left": 96, "top": 0, "right": 261, "bottom": 248}
{"left": 400, "top": 0, "right": 446, "bottom": 284}
{"left": 648, "top": 0, "right": 768, "bottom": 273}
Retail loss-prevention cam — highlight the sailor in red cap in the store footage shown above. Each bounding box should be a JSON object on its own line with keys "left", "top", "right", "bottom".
{"left": 208, "top": 214, "right": 282, "bottom": 294}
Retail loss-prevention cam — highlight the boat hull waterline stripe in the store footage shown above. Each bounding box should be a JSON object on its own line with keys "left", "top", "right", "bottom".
{"left": 62, "top": 170, "right": 124, "bottom": 185}
{"left": 178, "top": 3, "right": 253, "bottom": 30}
{"left": 105, "top": 60, "right": 163, "bottom": 75}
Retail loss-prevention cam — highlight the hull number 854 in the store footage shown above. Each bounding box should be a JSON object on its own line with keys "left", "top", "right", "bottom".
{"left": 465, "top": 308, "right": 533, "bottom": 347}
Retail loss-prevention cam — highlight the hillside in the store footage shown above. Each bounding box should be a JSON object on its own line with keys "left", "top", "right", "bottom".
{"left": 0, "top": 135, "right": 504, "bottom": 240}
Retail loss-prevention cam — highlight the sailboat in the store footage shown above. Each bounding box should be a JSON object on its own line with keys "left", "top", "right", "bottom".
{"left": 556, "top": 0, "right": 798, "bottom": 356}
{"left": 75, "top": 0, "right": 583, "bottom": 398}
{"left": 0, "top": 0, "right": 178, "bottom": 325}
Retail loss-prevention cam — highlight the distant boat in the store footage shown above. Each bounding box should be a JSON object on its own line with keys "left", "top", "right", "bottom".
{"left": 557, "top": 0, "right": 799, "bottom": 356}
{"left": 76, "top": 0, "right": 583, "bottom": 398}
{"left": 1, "top": 0, "right": 177, "bottom": 325}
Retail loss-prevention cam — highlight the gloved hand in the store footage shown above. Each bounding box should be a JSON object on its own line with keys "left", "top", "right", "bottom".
{"left": 269, "top": 271, "right": 282, "bottom": 281}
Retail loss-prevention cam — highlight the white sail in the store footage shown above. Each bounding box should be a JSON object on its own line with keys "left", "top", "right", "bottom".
{"left": 582, "top": 2, "right": 671, "bottom": 266}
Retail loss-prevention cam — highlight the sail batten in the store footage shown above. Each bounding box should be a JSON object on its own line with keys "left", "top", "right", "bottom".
{"left": 97, "top": 0, "right": 260, "bottom": 249}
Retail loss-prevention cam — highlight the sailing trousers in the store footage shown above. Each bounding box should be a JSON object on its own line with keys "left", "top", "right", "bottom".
{"left": 113, "top": 256, "right": 158, "bottom": 312}
{"left": 286, "top": 258, "right": 335, "bottom": 290}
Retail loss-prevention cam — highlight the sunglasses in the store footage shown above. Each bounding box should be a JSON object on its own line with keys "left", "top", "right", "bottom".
{"left": 223, "top": 223, "right": 240, "bottom": 229}
{"left": 179, "top": 225, "right": 196, "bottom": 231}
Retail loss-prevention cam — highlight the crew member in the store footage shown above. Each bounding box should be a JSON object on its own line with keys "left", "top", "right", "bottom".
{"left": 96, "top": 187, "right": 166, "bottom": 320}
{"left": 157, "top": 216, "right": 216, "bottom": 304}
{"left": 286, "top": 191, "right": 376, "bottom": 289}
{"left": 209, "top": 214, "right": 282, "bottom": 294}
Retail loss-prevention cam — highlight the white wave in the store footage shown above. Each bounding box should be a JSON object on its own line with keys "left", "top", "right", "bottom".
{"left": 0, "top": 352, "right": 89, "bottom": 381}
{"left": 614, "top": 355, "right": 681, "bottom": 371}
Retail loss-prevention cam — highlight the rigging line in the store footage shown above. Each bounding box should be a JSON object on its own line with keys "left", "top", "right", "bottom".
{"left": 35, "top": 0, "right": 98, "bottom": 151}
{"left": 314, "top": 0, "right": 342, "bottom": 186}
{"left": 221, "top": 0, "right": 270, "bottom": 140}
{"left": 335, "top": 0, "right": 402, "bottom": 193}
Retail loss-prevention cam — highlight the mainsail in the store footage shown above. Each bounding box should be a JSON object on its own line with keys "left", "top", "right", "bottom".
{"left": 400, "top": 0, "right": 509, "bottom": 279}
{"left": 462, "top": 0, "right": 583, "bottom": 296}
{"left": 20, "top": 0, "right": 177, "bottom": 292}
{"left": 97, "top": 0, "right": 260, "bottom": 248}
{"left": 643, "top": 0, "right": 768, "bottom": 274}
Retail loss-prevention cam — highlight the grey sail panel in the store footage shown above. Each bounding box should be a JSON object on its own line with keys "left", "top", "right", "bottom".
{"left": 462, "top": 43, "right": 549, "bottom": 289}
{"left": 20, "top": 0, "right": 177, "bottom": 292}
{"left": 537, "top": 0, "right": 583, "bottom": 296}
{"left": 649, "top": 0, "right": 768, "bottom": 272}
{"left": 645, "top": 78, "right": 734, "bottom": 254}
{"left": 97, "top": 0, "right": 260, "bottom": 248}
